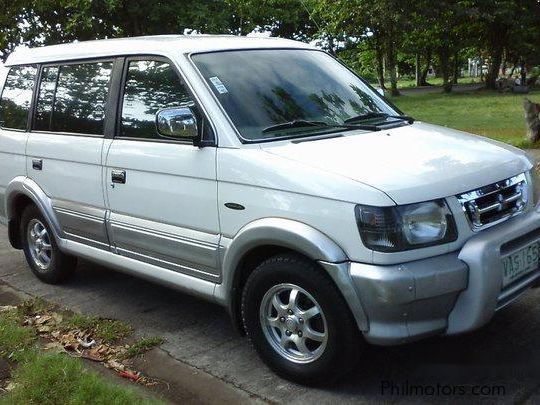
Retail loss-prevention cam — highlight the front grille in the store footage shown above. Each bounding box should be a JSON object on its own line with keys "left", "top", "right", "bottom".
{"left": 457, "top": 173, "right": 529, "bottom": 231}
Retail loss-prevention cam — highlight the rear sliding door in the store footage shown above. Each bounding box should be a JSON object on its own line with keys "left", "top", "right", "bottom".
{"left": 26, "top": 60, "right": 115, "bottom": 249}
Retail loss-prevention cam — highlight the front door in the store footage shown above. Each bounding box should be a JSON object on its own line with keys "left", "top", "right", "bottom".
{"left": 105, "top": 57, "right": 220, "bottom": 282}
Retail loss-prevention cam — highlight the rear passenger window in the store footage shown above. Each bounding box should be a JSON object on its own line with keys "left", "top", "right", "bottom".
{"left": 34, "top": 62, "right": 113, "bottom": 135}
{"left": 121, "top": 60, "right": 193, "bottom": 139}
{"left": 0, "top": 65, "right": 37, "bottom": 130}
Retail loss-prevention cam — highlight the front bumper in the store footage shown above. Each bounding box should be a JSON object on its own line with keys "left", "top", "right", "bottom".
{"left": 347, "top": 207, "right": 540, "bottom": 346}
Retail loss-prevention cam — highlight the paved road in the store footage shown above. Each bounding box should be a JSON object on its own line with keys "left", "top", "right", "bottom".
{"left": 1, "top": 227, "right": 539, "bottom": 404}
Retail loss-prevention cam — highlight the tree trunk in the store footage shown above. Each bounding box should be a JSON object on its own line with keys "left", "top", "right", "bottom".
{"left": 327, "top": 36, "right": 337, "bottom": 56}
{"left": 415, "top": 53, "right": 421, "bottom": 86}
{"left": 524, "top": 99, "right": 540, "bottom": 143}
{"left": 486, "top": 47, "right": 503, "bottom": 90}
{"left": 439, "top": 48, "right": 453, "bottom": 93}
{"left": 453, "top": 51, "right": 460, "bottom": 85}
{"left": 520, "top": 58, "right": 527, "bottom": 86}
{"left": 386, "top": 41, "right": 400, "bottom": 96}
{"left": 420, "top": 48, "right": 432, "bottom": 86}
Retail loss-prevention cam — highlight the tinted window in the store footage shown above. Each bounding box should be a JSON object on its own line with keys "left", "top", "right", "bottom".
{"left": 121, "top": 60, "right": 193, "bottom": 139}
{"left": 192, "top": 50, "right": 396, "bottom": 141}
{"left": 34, "top": 62, "right": 113, "bottom": 135}
{"left": 0, "top": 66, "right": 37, "bottom": 130}
{"left": 34, "top": 66, "right": 59, "bottom": 131}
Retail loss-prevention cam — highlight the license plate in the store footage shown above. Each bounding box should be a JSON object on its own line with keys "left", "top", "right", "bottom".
{"left": 502, "top": 241, "right": 540, "bottom": 287}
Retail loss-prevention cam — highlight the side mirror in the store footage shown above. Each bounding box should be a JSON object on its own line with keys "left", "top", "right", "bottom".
{"left": 376, "top": 87, "right": 385, "bottom": 97}
{"left": 156, "top": 107, "right": 198, "bottom": 140}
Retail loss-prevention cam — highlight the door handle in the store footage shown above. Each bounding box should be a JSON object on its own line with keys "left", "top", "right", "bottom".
{"left": 111, "top": 170, "right": 126, "bottom": 184}
{"left": 32, "top": 159, "right": 43, "bottom": 171}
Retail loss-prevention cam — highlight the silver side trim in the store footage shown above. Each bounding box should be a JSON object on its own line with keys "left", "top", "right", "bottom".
{"left": 59, "top": 237, "right": 217, "bottom": 302}
{"left": 64, "top": 231, "right": 110, "bottom": 250}
{"left": 117, "top": 247, "right": 220, "bottom": 282}
{"left": 52, "top": 199, "right": 109, "bottom": 250}
{"left": 53, "top": 199, "right": 106, "bottom": 219}
{"left": 109, "top": 213, "right": 220, "bottom": 277}
{"left": 110, "top": 213, "right": 219, "bottom": 246}
{"left": 54, "top": 208, "right": 108, "bottom": 248}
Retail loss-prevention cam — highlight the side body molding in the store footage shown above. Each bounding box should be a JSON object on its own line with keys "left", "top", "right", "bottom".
{"left": 5, "top": 177, "right": 63, "bottom": 245}
{"left": 215, "top": 218, "right": 369, "bottom": 332}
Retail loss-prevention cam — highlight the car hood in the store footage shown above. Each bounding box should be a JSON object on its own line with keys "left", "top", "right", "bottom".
{"left": 261, "top": 122, "right": 533, "bottom": 205}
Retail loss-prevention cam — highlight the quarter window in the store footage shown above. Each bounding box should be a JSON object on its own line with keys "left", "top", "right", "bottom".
{"left": 0, "top": 65, "right": 37, "bottom": 130}
{"left": 34, "top": 66, "right": 59, "bottom": 131}
{"left": 33, "top": 62, "right": 113, "bottom": 135}
{"left": 121, "top": 60, "right": 193, "bottom": 139}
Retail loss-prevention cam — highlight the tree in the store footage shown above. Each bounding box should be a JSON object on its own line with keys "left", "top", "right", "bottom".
{"left": 316, "top": 0, "right": 409, "bottom": 96}
{"left": 462, "top": 0, "right": 537, "bottom": 90}
{"left": 0, "top": 0, "right": 29, "bottom": 61}
{"left": 404, "top": 1, "right": 472, "bottom": 93}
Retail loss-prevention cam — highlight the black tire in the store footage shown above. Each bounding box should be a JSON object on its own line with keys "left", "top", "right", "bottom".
{"left": 20, "top": 205, "right": 77, "bottom": 284}
{"left": 241, "top": 253, "right": 362, "bottom": 385}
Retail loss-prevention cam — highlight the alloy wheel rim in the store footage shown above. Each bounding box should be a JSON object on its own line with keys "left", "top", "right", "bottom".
{"left": 27, "top": 219, "right": 53, "bottom": 271}
{"left": 259, "top": 283, "right": 328, "bottom": 364}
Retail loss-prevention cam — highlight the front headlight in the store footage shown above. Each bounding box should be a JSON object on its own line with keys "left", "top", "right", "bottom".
{"left": 355, "top": 200, "right": 458, "bottom": 252}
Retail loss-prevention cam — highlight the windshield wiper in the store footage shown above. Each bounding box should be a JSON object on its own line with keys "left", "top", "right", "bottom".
{"left": 263, "top": 120, "right": 329, "bottom": 133}
{"left": 262, "top": 119, "right": 380, "bottom": 134}
{"left": 345, "top": 112, "right": 415, "bottom": 125}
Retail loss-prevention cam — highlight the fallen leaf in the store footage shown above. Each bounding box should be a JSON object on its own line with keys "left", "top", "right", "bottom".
{"left": 82, "top": 351, "right": 104, "bottom": 362}
{"left": 118, "top": 370, "right": 140, "bottom": 381}
{"left": 37, "top": 326, "right": 51, "bottom": 333}
{"left": 105, "top": 360, "right": 125, "bottom": 371}
{"left": 0, "top": 305, "right": 17, "bottom": 312}
{"left": 36, "top": 315, "right": 52, "bottom": 325}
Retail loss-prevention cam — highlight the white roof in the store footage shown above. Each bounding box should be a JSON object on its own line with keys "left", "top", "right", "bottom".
{"left": 5, "top": 35, "right": 314, "bottom": 66}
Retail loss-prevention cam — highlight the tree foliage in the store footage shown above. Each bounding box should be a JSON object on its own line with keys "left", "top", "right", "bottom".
{"left": 1, "top": 0, "right": 540, "bottom": 93}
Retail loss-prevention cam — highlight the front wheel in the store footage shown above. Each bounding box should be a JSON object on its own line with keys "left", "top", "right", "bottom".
{"left": 241, "top": 254, "right": 362, "bottom": 385}
{"left": 20, "top": 205, "right": 77, "bottom": 284}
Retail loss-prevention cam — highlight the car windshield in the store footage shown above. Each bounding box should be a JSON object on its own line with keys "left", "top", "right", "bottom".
{"left": 191, "top": 49, "right": 398, "bottom": 142}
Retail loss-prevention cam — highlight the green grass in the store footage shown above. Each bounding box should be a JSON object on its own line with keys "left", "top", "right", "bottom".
{"left": 17, "top": 297, "right": 53, "bottom": 317}
{"left": 0, "top": 310, "right": 35, "bottom": 362}
{"left": 390, "top": 90, "right": 540, "bottom": 148}
{"left": 64, "top": 314, "right": 132, "bottom": 344}
{"left": 121, "top": 337, "right": 165, "bottom": 360}
{"left": 2, "top": 354, "right": 160, "bottom": 405}
{"left": 0, "top": 308, "right": 161, "bottom": 404}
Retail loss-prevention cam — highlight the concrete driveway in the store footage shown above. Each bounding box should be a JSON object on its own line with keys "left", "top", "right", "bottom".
{"left": 0, "top": 226, "right": 539, "bottom": 404}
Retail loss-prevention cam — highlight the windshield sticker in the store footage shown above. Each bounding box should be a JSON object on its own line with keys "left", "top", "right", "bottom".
{"left": 209, "top": 76, "right": 229, "bottom": 94}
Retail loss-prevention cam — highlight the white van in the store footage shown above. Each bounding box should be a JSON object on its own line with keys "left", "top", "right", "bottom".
{"left": 0, "top": 35, "right": 538, "bottom": 384}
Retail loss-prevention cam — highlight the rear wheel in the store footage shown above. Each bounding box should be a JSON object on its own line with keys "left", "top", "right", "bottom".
{"left": 20, "top": 205, "right": 77, "bottom": 284}
{"left": 242, "top": 253, "right": 362, "bottom": 385}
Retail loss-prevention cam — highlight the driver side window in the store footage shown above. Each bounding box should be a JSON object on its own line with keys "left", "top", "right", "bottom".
{"left": 120, "top": 59, "right": 193, "bottom": 140}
